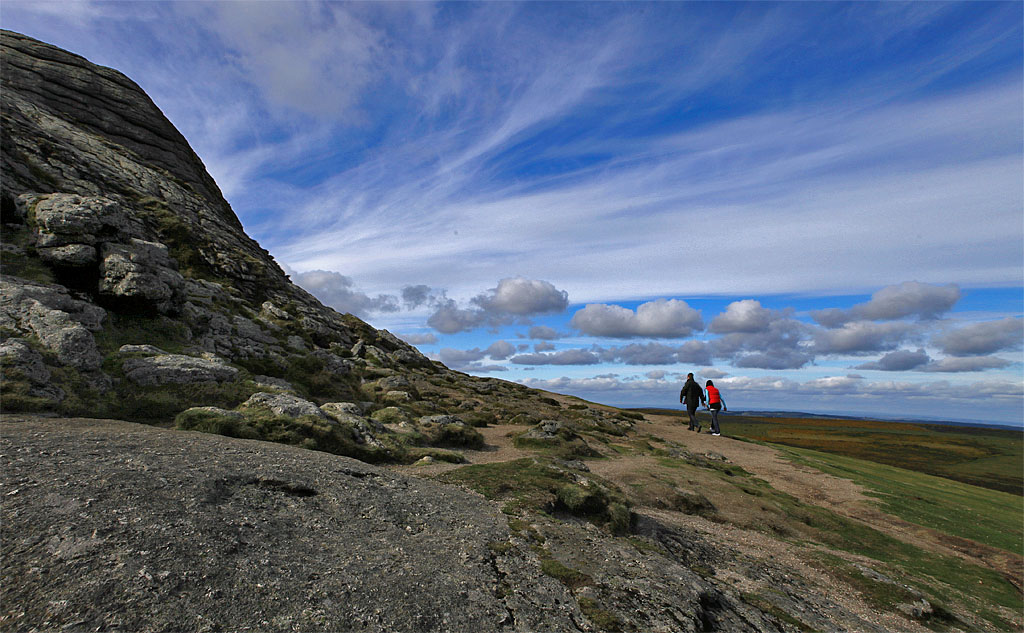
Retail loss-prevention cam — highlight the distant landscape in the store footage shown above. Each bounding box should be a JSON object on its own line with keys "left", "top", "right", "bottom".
{"left": 635, "top": 409, "right": 1024, "bottom": 496}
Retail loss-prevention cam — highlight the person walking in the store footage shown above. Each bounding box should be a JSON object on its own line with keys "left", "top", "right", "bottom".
{"left": 679, "top": 373, "right": 705, "bottom": 432}
{"left": 705, "top": 380, "right": 727, "bottom": 436}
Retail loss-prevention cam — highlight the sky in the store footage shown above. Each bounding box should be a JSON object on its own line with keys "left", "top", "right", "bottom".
{"left": 3, "top": 1, "right": 1022, "bottom": 425}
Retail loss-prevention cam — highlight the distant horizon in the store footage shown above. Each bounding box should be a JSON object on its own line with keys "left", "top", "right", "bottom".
{"left": 612, "top": 402, "right": 1023, "bottom": 430}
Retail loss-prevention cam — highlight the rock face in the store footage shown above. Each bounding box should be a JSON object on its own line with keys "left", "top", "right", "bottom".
{"left": 0, "top": 29, "right": 436, "bottom": 419}
{"left": 0, "top": 418, "right": 590, "bottom": 632}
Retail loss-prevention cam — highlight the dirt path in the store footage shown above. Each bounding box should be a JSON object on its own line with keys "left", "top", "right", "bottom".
{"left": 390, "top": 411, "right": 1021, "bottom": 587}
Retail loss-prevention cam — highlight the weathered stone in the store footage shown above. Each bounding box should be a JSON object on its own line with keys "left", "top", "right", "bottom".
{"left": 320, "top": 401, "right": 362, "bottom": 418}
{"left": 122, "top": 354, "right": 237, "bottom": 386}
{"left": 0, "top": 276, "right": 106, "bottom": 332}
{"left": 20, "top": 299, "right": 102, "bottom": 370}
{"left": 242, "top": 392, "right": 328, "bottom": 420}
{"left": 37, "top": 243, "right": 97, "bottom": 267}
{"left": 419, "top": 414, "right": 466, "bottom": 427}
{"left": 384, "top": 390, "right": 412, "bottom": 402}
{"left": 118, "top": 344, "right": 166, "bottom": 355}
{"left": 32, "top": 194, "right": 126, "bottom": 247}
{"left": 0, "top": 339, "right": 53, "bottom": 385}
{"left": 251, "top": 375, "right": 295, "bottom": 392}
{"left": 311, "top": 349, "right": 354, "bottom": 375}
{"left": 260, "top": 300, "right": 290, "bottom": 321}
{"left": 99, "top": 238, "right": 184, "bottom": 313}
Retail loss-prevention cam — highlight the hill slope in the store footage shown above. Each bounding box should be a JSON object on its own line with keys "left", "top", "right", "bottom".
{"left": 1, "top": 31, "right": 1021, "bottom": 632}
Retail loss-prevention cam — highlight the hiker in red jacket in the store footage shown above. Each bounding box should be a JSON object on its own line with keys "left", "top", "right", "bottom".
{"left": 705, "top": 380, "right": 727, "bottom": 436}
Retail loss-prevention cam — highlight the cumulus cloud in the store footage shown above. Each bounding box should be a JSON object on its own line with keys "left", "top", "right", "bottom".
{"left": 646, "top": 370, "right": 668, "bottom": 379}
{"left": 812, "top": 321, "right": 918, "bottom": 354}
{"left": 733, "top": 351, "right": 813, "bottom": 370}
{"left": 510, "top": 349, "right": 601, "bottom": 365}
{"left": 812, "top": 281, "right": 960, "bottom": 327}
{"left": 485, "top": 340, "right": 516, "bottom": 360}
{"left": 290, "top": 269, "right": 398, "bottom": 317}
{"left": 534, "top": 341, "right": 556, "bottom": 352}
{"left": 426, "top": 277, "right": 569, "bottom": 334}
{"left": 854, "top": 349, "right": 931, "bottom": 371}
{"left": 570, "top": 299, "right": 703, "bottom": 338}
{"left": 922, "top": 356, "right": 1013, "bottom": 372}
{"left": 427, "top": 300, "right": 488, "bottom": 334}
{"left": 594, "top": 341, "right": 712, "bottom": 366}
{"left": 472, "top": 277, "right": 569, "bottom": 315}
{"left": 401, "top": 284, "right": 446, "bottom": 309}
{"left": 528, "top": 325, "right": 562, "bottom": 340}
{"left": 398, "top": 332, "right": 438, "bottom": 345}
{"left": 933, "top": 317, "right": 1023, "bottom": 356}
{"left": 699, "top": 368, "right": 730, "bottom": 379}
{"left": 711, "top": 317, "right": 813, "bottom": 369}
{"left": 708, "top": 300, "right": 774, "bottom": 334}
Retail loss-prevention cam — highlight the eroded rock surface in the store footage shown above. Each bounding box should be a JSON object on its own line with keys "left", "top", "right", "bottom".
{"left": 0, "top": 417, "right": 587, "bottom": 632}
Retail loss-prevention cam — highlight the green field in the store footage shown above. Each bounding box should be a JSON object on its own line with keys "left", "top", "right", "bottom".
{"left": 639, "top": 410, "right": 1023, "bottom": 496}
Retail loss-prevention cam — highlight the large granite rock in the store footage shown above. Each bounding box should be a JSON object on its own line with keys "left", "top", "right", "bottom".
{"left": 0, "top": 276, "right": 105, "bottom": 371}
{"left": 122, "top": 353, "right": 238, "bottom": 386}
{"left": 0, "top": 417, "right": 588, "bottom": 632}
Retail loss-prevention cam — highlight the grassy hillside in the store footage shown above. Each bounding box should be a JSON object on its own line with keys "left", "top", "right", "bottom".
{"left": 638, "top": 410, "right": 1023, "bottom": 495}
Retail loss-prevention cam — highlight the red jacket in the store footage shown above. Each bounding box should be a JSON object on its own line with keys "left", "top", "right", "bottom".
{"left": 706, "top": 385, "right": 722, "bottom": 405}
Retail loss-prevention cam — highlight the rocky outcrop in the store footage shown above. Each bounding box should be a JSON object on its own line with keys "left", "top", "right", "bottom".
{"left": 0, "top": 417, "right": 592, "bottom": 632}
{"left": 121, "top": 352, "right": 238, "bottom": 386}
{"left": 0, "top": 29, "right": 434, "bottom": 418}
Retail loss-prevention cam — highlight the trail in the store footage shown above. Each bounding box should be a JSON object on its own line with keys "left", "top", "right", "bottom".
{"left": 391, "top": 406, "right": 1022, "bottom": 590}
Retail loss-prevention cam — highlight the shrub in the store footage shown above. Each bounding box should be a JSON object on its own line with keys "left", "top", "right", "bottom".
{"left": 175, "top": 409, "right": 259, "bottom": 440}
{"left": 421, "top": 422, "right": 485, "bottom": 450}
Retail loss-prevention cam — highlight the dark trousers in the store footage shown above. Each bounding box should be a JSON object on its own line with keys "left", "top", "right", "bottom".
{"left": 686, "top": 404, "right": 699, "bottom": 429}
{"left": 710, "top": 404, "right": 721, "bottom": 434}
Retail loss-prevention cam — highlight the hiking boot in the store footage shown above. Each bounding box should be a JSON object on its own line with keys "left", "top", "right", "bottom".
{"left": 697, "top": 425, "right": 701, "bottom": 433}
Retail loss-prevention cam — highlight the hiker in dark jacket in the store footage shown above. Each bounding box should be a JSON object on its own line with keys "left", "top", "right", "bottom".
{"left": 679, "top": 373, "right": 706, "bottom": 432}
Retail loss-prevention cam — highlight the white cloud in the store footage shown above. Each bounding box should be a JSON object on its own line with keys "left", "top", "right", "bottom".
{"left": 425, "top": 277, "right": 569, "bottom": 334}
{"left": 854, "top": 349, "right": 931, "bottom": 371}
{"left": 528, "top": 325, "right": 562, "bottom": 340}
{"left": 922, "top": 356, "right": 1013, "bottom": 372}
{"left": 289, "top": 269, "right": 398, "bottom": 317}
{"left": 510, "top": 349, "right": 601, "bottom": 366}
{"left": 485, "top": 340, "right": 515, "bottom": 360}
{"left": 570, "top": 299, "right": 703, "bottom": 339}
{"left": 933, "top": 317, "right": 1023, "bottom": 356}
{"left": 397, "top": 332, "right": 438, "bottom": 345}
{"left": 812, "top": 321, "right": 918, "bottom": 354}
{"left": 708, "top": 299, "right": 774, "bottom": 334}
{"left": 426, "top": 300, "right": 487, "bottom": 334}
{"left": 813, "top": 282, "right": 961, "bottom": 327}
{"left": 472, "top": 277, "right": 568, "bottom": 315}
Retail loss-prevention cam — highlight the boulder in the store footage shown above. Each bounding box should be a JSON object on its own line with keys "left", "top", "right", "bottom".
{"left": 31, "top": 194, "right": 127, "bottom": 248}
{"left": 0, "top": 339, "right": 64, "bottom": 401}
{"left": 118, "top": 344, "right": 166, "bottom": 356}
{"left": 320, "top": 402, "right": 362, "bottom": 418}
{"left": 122, "top": 354, "right": 238, "bottom": 386}
{"left": 251, "top": 375, "right": 296, "bottom": 392}
{"left": 242, "top": 392, "right": 328, "bottom": 420}
{"left": 99, "top": 238, "right": 184, "bottom": 313}
{"left": 37, "top": 244, "right": 97, "bottom": 267}
{"left": 20, "top": 299, "right": 102, "bottom": 370}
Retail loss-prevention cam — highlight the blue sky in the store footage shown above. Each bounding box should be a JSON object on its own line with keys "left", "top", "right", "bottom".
{"left": 4, "top": 1, "right": 1022, "bottom": 424}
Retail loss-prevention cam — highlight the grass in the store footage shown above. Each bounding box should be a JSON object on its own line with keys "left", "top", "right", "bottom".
{"left": 781, "top": 445, "right": 1023, "bottom": 556}
{"left": 436, "top": 458, "right": 632, "bottom": 534}
{"left": 718, "top": 414, "right": 1022, "bottom": 495}
{"left": 645, "top": 444, "right": 1021, "bottom": 630}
